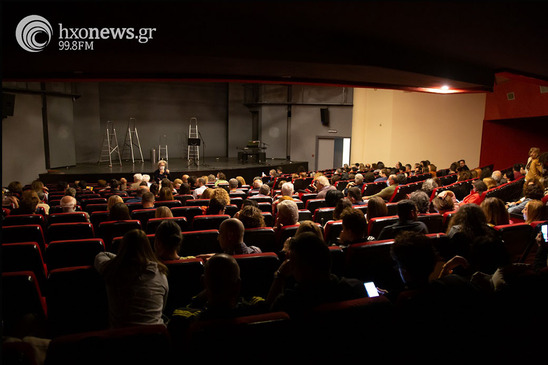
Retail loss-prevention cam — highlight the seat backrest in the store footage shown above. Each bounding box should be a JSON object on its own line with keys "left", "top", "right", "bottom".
{"left": 154, "top": 200, "right": 183, "bottom": 209}
{"left": 305, "top": 199, "right": 326, "bottom": 213}
{"left": 3, "top": 214, "right": 45, "bottom": 228}
{"left": 180, "top": 230, "right": 220, "bottom": 257}
{"left": 146, "top": 216, "right": 189, "bottom": 235}
{"left": 2, "top": 224, "right": 47, "bottom": 254}
{"left": 417, "top": 213, "right": 444, "bottom": 233}
{"left": 84, "top": 203, "right": 108, "bottom": 213}
{"left": 171, "top": 206, "right": 204, "bottom": 222}
{"left": 234, "top": 253, "right": 280, "bottom": 298}
{"left": 48, "top": 212, "right": 89, "bottom": 225}
{"left": 90, "top": 211, "right": 110, "bottom": 231}
{"left": 2, "top": 271, "right": 47, "bottom": 336}
{"left": 97, "top": 220, "right": 142, "bottom": 252}
{"left": 345, "top": 240, "right": 402, "bottom": 292}
{"left": 192, "top": 214, "right": 230, "bottom": 231}
{"left": 47, "top": 222, "right": 95, "bottom": 243}
{"left": 163, "top": 258, "right": 204, "bottom": 315}
{"left": 324, "top": 220, "right": 343, "bottom": 245}
{"left": 243, "top": 227, "right": 278, "bottom": 253}
{"left": 494, "top": 223, "right": 535, "bottom": 263}
{"left": 44, "top": 324, "right": 170, "bottom": 364}
{"left": 45, "top": 238, "right": 105, "bottom": 271}
{"left": 313, "top": 207, "right": 335, "bottom": 225}
{"left": 130, "top": 208, "right": 157, "bottom": 228}
{"left": 46, "top": 265, "right": 109, "bottom": 337}
{"left": 2, "top": 242, "right": 48, "bottom": 293}
{"left": 367, "top": 216, "right": 399, "bottom": 238}
{"left": 261, "top": 212, "right": 274, "bottom": 227}
{"left": 257, "top": 202, "right": 273, "bottom": 213}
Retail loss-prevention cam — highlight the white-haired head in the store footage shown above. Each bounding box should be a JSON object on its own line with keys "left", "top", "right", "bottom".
{"left": 281, "top": 182, "right": 294, "bottom": 196}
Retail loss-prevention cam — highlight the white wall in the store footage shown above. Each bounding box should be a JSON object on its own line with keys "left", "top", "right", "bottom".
{"left": 351, "top": 88, "right": 486, "bottom": 169}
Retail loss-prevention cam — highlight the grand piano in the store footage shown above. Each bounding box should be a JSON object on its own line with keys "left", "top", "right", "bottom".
{"left": 238, "top": 140, "right": 267, "bottom": 164}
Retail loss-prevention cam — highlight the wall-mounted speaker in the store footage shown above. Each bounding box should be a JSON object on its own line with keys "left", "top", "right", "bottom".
{"left": 320, "top": 107, "right": 329, "bottom": 126}
{"left": 2, "top": 93, "right": 15, "bottom": 118}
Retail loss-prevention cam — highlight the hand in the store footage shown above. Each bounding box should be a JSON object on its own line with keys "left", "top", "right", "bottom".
{"left": 166, "top": 169, "right": 170, "bottom": 174}
{"left": 439, "top": 255, "right": 470, "bottom": 278}
{"left": 275, "top": 259, "right": 294, "bottom": 280}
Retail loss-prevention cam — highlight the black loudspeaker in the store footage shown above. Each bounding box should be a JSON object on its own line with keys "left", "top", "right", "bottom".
{"left": 2, "top": 93, "right": 15, "bottom": 118}
{"left": 320, "top": 108, "right": 329, "bottom": 126}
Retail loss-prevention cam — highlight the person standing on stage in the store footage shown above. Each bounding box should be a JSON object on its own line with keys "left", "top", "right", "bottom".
{"left": 154, "top": 160, "right": 171, "bottom": 183}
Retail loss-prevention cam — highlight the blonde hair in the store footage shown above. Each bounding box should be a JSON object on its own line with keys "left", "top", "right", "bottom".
{"left": 155, "top": 206, "right": 173, "bottom": 218}
{"left": 107, "top": 195, "right": 123, "bottom": 212}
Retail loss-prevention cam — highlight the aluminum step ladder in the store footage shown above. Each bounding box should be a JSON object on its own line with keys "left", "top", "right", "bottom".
{"left": 187, "top": 117, "right": 199, "bottom": 167}
{"left": 121, "top": 117, "right": 144, "bottom": 163}
{"left": 158, "top": 134, "right": 168, "bottom": 161}
{"left": 98, "top": 121, "right": 122, "bottom": 167}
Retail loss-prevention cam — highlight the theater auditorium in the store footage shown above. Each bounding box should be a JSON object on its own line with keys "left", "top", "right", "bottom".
{"left": 2, "top": 1, "right": 548, "bottom": 364}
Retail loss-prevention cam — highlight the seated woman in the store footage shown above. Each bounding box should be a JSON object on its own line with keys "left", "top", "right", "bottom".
{"left": 365, "top": 196, "right": 388, "bottom": 223}
{"left": 154, "top": 219, "right": 190, "bottom": 261}
{"left": 108, "top": 202, "right": 131, "bottom": 220}
{"left": 523, "top": 199, "right": 545, "bottom": 224}
{"left": 158, "top": 186, "right": 174, "bottom": 201}
{"left": 153, "top": 160, "right": 171, "bottom": 183}
{"left": 107, "top": 195, "right": 124, "bottom": 212}
{"left": 9, "top": 190, "right": 39, "bottom": 215}
{"left": 236, "top": 205, "right": 265, "bottom": 229}
{"left": 432, "top": 190, "right": 456, "bottom": 215}
{"left": 481, "top": 197, "right": 510, "bottom": 227}
{"left": 206, "top": 188, "right": 230, "bottom": 215}
{"left": 94, "top": 229, "right": 168, "bottom": 328}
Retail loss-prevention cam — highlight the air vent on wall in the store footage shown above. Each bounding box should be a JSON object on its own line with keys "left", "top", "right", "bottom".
{"left": 507, "top": 92, "right": 515, "bottom": 100}
{"left": 540, "top": 86, "right": 548, "bottom": 94}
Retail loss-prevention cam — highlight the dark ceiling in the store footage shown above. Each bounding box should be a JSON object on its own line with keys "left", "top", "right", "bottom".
{"left": 3, "top": 1, "right": 548, "bottom": 92}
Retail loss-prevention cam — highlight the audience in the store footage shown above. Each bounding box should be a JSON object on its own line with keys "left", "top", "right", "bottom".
{"left": 377, "top": 200, "right": 428, "bottom": 240}
{"left": 154, "top": 219, "right": 185, "bottom": 261}
{"left": 108, "top": 202, "right": 131, "bottom": 220}
{"left": 155, "top": 206, "right": 173, "bottom": 218}
{"left": 365, "top": 196, "right": 389, "bottom": 223}
{"left": 236, "top": 204, "right": 265, "bottom": 228}
{"left": 142, "top": 191, "right": 156, "bottom": 209}
{"left": 481, "top": 197, "right": 510, "bottom": 226}
{"left": 461, "top": 180, "right": 488, "bottom": 205}
{"left": 313, "top": 175, "right": 337, "bottom": 199}
{"left": 275, "top": 199, "right": 299, "bottom": 228}
{"left": 338, "top": 207, "right": 367, "bottom": 245}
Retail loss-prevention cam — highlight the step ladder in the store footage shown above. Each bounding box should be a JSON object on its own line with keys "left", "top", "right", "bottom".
{"left": 158, "top": 134, "right": 168, "bottom": 161}
{"left": 121, "top": 117, "right": 144, "bottom": 163}
{"left": 98, "top": 121, "right": 122, "bottom": 167}
{"left": 187, "top": 117, "right": 199, "bottom": 167}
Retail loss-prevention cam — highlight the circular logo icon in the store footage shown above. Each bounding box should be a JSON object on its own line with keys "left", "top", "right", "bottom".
{"left": 16, "top": 15, "right": 53, "bottom": 52}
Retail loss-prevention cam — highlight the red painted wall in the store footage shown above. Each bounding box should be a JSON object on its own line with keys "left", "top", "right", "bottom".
{"left": 480, "top": 73, "right": 548, "bottom": 170}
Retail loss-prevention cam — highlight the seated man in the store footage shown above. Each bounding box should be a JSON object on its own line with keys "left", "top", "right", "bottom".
{"left": 364, "top": 173, "right": 405, "bottom": 202}
{"left": 218, "top": 218, "right": 262, "bottom": 255}
{"left": 192, "top": 177, "right": 207, "bottom": 199}
{"left": 126, "top": 186, "right": 148, "bottom": 203}
{"left": 314, "top": 176, "right": 337, "bottom": 199}
{"left": 377, "top": 199, "right": 429, "bottom": 240}
{"left": 60, "top": 195, "right": 90, "bottom": 220}
{"left": 275, "top": 199, "right": 299, "bottom": 228}
{"left": 346, "top": 186, "right": 365, "bottom": 205}
{"left": 141, "top": 191, "right": 156, "bottom": 209}
{"left": 266, "top": 232, "right": 367, "bottom": 317}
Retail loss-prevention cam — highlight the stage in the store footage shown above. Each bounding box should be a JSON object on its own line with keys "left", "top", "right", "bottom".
{"left": 39, "top": 157, "right": 308, "bottom": 185}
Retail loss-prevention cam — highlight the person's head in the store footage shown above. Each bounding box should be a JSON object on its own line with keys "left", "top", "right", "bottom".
{"left": 217, "top": 172, "right": 227, "bottom": 181}
{"left": 157, "top": 160, "right": 168, "bottom": 172}
{"left": 149, "top": 183, "right": 159, "bottom": 196}
{"left": 218, "top": 218, "right": 245, "bottom": 254}
{"left": 258, "top": 184, "right": 270, "bottom": 196}
{"left": 529, "top": 147, "right": 540, "bottom": 159}
{"left": 428, "top": 164, "right": 437, "bottom": 173}
{"left": 208, "top": 174, "right": 216, "bottom": 183}
{"left": 421, "top": 178, "right": 438, "bottom": 197}
{"left": 142, "top": 191, "right": 155, "bottom": 208}
{"left": 288, "top": 232, "right": 331, "bottom": 284}
{"left": 60, "top": 195, "right": 77, "bottom": 212}
{"left": 294, "top": 220, "right": 323, "bottom": 240}
{"left": 252, "top": 178, "right": 263, "bottom": 189}
{"left": 173, "top": 178, "right": 183, "bottom": 189}
{"left": 201, "top": 188, "right": 214, "bottom": 199}
{"left": 158, "top": 186, "right": 174, "bottom": 201}
{"left": 110, "top": 179, "right": 120, "bottom": 191}
{"left": 325, "top": 189, "right": 344, "bottom": 207}
{"left": 134, "top": 186, "right": 147, "bottom": 198}
{"left": 236, "top": 176, "right": 246, "bottom": 187}
{"left": 472, "top": 180, "right": 488, "bottom": 194}
{"left": 449, "top": 162, "right": 459, "bottom": 173}
{"left": 281, "top": 182, "right": 294, "bottom": 197}
{"left": 354, "top": 173, "right": 364, "bottom": 185}
{"left": 315, "top": 175, "right": 330, "bottom": 190}
{"left": 346, "top": 187, "right": 363, "bottom": 204}
{"left": 366, "top": 196, "right": 388, "bottom": 221}
{"left": 105, "top": 229, "right": 167, "bottom": 282}
{"left": 276, "top": 199, "right": 299, "bottom": 226}
{"left": 178, "top": 183, "right": 191, "bottom": 195}
{"left": 523, "top": 200, "right": 544, "bottom": 224}
{"left": 133, "top": 173, "right": 143, "bottom": 183}
{"left": 447, "top": 203, "right": 489, "bottom": 238}
{"left": 155, "top": 206, "right": 173, "bottom": 218}
{"left": 391, "top": 231, "right": 436, "bottom": 288}
{"left": 457, "top": 169, "right": 472, "bottom": 182}
{"left": 458, "top": 159, "right": 466, "bottom": 168}
{"left": 237, "top": 205, "right": 265, "bottom": 228}
{"left": 333, "top": 198, "right": 353, "bottom": 220}
{"left": 482, "top": 177, "right": 497, "bottom": 191}
{"left": 64, "top": 187, "right": 77, "bottom": 198}
{"left": 481, "top": 197, "right": 509, "bottom": 226}
{"left": 196, "top": 177, "right": 206, "bottom": 187}
{"left": 208, "top": 188, "right": 230, "bottom": 214}
{"left": 31, "top": 180, "right": 45, "bottom": 193}
{"left": 154, "top": 219, "right": 183, "bottom": 259}
{"left": 339, "top": 207, "right": 367, "bottom": 243}
{"left": 228, "top": 178, "right": 239, "bottom": 190}
{"left": 396, "top": 200, "right": 419, "bottom": 222}
{"left": 409, "top": 190, "right": 430, "bottom": 214}
{"left": 109, "top": 202, "right": 131, "bottom": 220}
{"left": 19, "top": 190, "right": 40, "bottom": 213}
{"left": 432, "top": 191, "right": 455, "bottom": 214}
{"left": 524, "top": 183, "right": 544, "bottom": 200}
{"left": 107, "top": 195, "right": 124, "bottom": 212}
{"left": 7, "top": 181, "right": 23, "bottom": 195}
{"left": 491, "top": 170, "right": 503, "bottom": 184}
{"left": 203, "top": 253, "right": 241, "bottom": 309}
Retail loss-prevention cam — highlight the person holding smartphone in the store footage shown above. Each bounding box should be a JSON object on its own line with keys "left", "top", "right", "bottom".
{"left": 533, "top": 222, "right": 548, "bottom": 271}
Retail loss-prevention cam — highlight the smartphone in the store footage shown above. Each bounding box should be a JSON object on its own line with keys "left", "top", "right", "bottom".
{"left": 364, "top": 281, "right": 379, "bottom": 297}
{"left": 542, "top": 223, "right": 548, "bottom": 242}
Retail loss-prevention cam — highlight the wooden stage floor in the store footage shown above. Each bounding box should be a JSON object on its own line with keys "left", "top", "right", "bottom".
{"left": 39, "top": 157, "right": 308, "bottom": 185}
